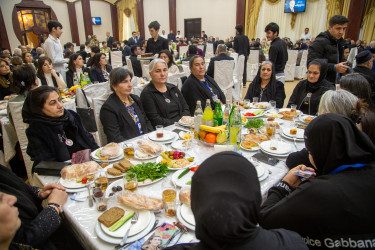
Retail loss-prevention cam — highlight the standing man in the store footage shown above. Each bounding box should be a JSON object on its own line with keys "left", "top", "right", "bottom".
{"left": 168, "top": 30, "right": 176, "bottom": 42}
{"left": 300, "top": 28, "right": 311, "bottom": 40}
{"left": 176, "top": 31, "right": 182, "bottom": 40}
{"left": 233, "top": 24, "right": 250, "bottom": 86}
{"left": 129, "top": 32, "right": 138, "bottom": 46}
{"left": 106, "top": 32, "right": 115, "bottom": 49}
{"left": 307, "top": 15, "right": 349, "bottom": 85}
{"left": 43, "top": 20, "right": 68, "bottom": 75}
{"left": 201, "top": 31, "right": 208, "bottom": 40}
{"left": 160, "top": 30, "right": 167, "bottom": 39}
{"left": 146, "top": 21, "right": 168, "bottom": 54}
{"left": 136, "top": 32, "right": 143, "bottom": 46}
{"left": 265, "top": 22, "right": 288, "bottom": 83}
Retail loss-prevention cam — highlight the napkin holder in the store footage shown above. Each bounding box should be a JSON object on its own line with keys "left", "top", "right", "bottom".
{"left": 33, "top": 161, "right": 70, "bottom": 176}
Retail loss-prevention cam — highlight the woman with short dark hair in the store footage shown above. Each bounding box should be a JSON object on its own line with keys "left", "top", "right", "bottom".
{"left": 22, "top": 86, "right": 98, "bottom": 166}
{"left": 36, "top": 56, "right": 66, "bottom": 89}
{"left": 100, "top": 68, "right": 153, "bottom": 142}
{"left": 91, "top": 53, "right": 111, "bottom": 82}
{"left": 66, "top": 53, "right": 92, "bottom": 88}
{"left": 21, "top": 52, "right": 36, "bottom": 70}
{"left": 339, "top": 73, "right": 373, "bottom": 108}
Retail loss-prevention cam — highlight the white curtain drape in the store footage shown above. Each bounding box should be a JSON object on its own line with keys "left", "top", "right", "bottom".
{"left": 255, "top": 0, "right": 327, "bottom": 43}
{"left": 122, "top": 13, "right": 136, "bottom": 41}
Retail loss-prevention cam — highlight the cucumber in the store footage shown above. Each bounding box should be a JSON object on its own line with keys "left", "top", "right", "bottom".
{"left": 109, "top": 211, "right": 134, "bottom": 232}
{"left": 178, "top": 168, "right": 190, "bottom": 179}
{"left": 253, "top": 110, "right": 264, "bottom": 115}
{"left": 186, "top": 180, "right": 191, "bottom": 185}
{"left": 95, "top": 149, "right": 101, "bottom": 157}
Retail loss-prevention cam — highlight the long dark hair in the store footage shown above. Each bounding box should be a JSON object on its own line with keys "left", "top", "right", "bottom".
{"left": 68, "top": 53, "right": 82, "bottom": 72}
{"left": 339, "top": 73, "right": 372, "bottom": 108}
{"left": 37, "top": 56, "right": 52, "bottom": 79}
{"left": 158, "top": 50, "right": 176, "bottom": 68}
{"left": 11, "top": 64, "right": 36, "bottom": 95}
{"left": 361, "top": 110, "right": 375, "bottom": 144}
{"left": 21, "top": 52, "right": 33, "bottom": 64}
{"left": 91, "top": 53, "right": 111, "bottom": 73}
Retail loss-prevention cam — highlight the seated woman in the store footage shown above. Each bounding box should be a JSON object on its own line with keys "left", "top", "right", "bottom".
{"left": 244, "top": 61, "right": 286, "bottom": 108}
{"left": 36, "top": 56, "right": 66, "bottom": 89}
{"left": 339, "top": 73, "right": 373, "bottom": 109}
{"left": 140, "top": 59, "right": 190, "bottom": 127}
{"left": 22, "top": 86, "right": 98, "bottom": 166}
{"left": 91, "top": 53, "right": 112, "bottom": 83}
{"left": 100, "top": 68, "right": 153, "bottom": 142}
{"left": 166, "top": 152, "right": 307, "bottom": 250}
{"left": 286, "top": 89, "right": 368, "bottom": 169}
{"left": 158, "top": 50, "right": 179, "bottom": 74}
{"left": 0, "top": 192, "right": 20, "bottom": 250}
{"left": 66, "top": 53, "right": 92, "bottom": 88}
{"left": 22, "top": 51, "right": 36, "bottom": 70}
{"left": 0, "top": 58, "right": 14, "bottom": 100}
{"left": 287, "top": 59, "right": 334, "bottom": 115}
{"left": 181, "top": 55, "right": 226, "bottom": 115}
{"left": 11, "top": 56, "right": 23, "bottom": 70}
{"left": 260, "top": 114, "right": 375, "bottom": 248}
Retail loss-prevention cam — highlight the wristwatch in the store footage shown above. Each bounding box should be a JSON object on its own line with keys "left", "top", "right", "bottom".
{"left": 48, "top": 202, "right": 63, "bottom": 214}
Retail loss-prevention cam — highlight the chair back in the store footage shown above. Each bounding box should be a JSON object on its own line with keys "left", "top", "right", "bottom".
{"left": 284, "top": 50, "right": 298, "bottom": 81}
{"left": 140, "top": 60, "right": 151, "bottom": 81}
{"left": 214, "top": 60, "right": 235, "bottom": 102}
{"left": 247, "top": 50, "right": 260, "bottom": 81}
{"left": 205, "top": 43, "right": 214, "bottom": 59}
{"left": 76, "top": 82, "right": 111, "bottom": 108}
{"left": 126, "top": 58, "right": 134, "bottom": 76}
{"left": 92, "top": 97, "right": 109, "bottom": 146}
{"left": 179, "top": 46, "right": 188, "bottom": 57}
{"left": 233, "top": 55, "right": 245, "bottom": 101}
{"left": 110, "top": 51, "right": 123, "bottom": 68}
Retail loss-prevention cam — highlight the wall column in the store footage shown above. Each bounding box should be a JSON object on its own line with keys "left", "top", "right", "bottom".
{"left": 136, "top": 0, "right": 145, "bottom": 39}
{"left": 236, "top": 0, "right": 246, "bottom": 27}
{"left": 345, "top": 0, "right": 365, "bottom": 40}
{"left": 0, "top": 6, "right": 10, "bottom": 50}
{"left": 169, "top": 0, "right": 176, "bottom": 34}
{"left": 81, "top": 0, "right": 93, "bottom": 41}
{"left": 110, "top": 4, "right": 119, "bottom": 41}
{"left": 67, "top": 2, "right": 80, "bottom": 45}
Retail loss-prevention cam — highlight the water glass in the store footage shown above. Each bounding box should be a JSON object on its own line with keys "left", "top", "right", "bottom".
{"left": 269, "top": 100, "right": 276, "bottom": 110}
{"left": 156, "top": 125, "right": 164, "bottom": 138}
{"left": 243, "top": 99, "right": 250, "bottom": 109}
{"left": 252, "top": 97, "right": 259, "bottom": 104}
{"left": 124, "top": 173, "right": 138, "bottom": 192}
{"left": 162, "top": 179, "right": 177, "bottom": 217}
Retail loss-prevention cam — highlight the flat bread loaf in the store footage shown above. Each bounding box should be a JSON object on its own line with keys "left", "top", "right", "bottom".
{"left": 118, "top": 192, "right": 164, "bottom": 211}
{"left": 179, "top": 188, "right": 191, "bottom": 207}
{"left": 137, "top": 140, "right": 163, "bottom": 155}
{"left": 61, "top": 161, "right": 99, "bottom": 180}
{"left": 100, "top": 143, "right": 121, "bottom": 158}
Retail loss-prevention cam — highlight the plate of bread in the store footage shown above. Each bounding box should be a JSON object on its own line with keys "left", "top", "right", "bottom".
{"left": 299, "top": 114, "right": 316, "bottom": 124}
{"left": 103, "top": 159, "right": 134, "bottom": 178}
{"left": 240, "top": 140, "right": 260, "bottom": 151}
{"left": 133, "top": 139, "right": 164, "bottom": 160}
{"left": 91, "top": 143, "right": 124, "bottom": 161}
{"left": 59, "top": 161, "right": 99, "bottom": 189}
{"left": 278, "top": 108, "right": 302, "bottom": 120}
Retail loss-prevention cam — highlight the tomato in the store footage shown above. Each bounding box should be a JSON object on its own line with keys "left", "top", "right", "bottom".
{"left": 190, "top": 165, "right": 199, "bottom": 172}
{"left": 244, "top": 112, "right": 255, "bottom": 117}
{"left": 82, "top": 177, "right": 88, "bottom": 184}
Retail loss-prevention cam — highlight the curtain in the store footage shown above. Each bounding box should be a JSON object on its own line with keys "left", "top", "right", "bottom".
{"left": 244, "top": 0, "right": 263, "bottom": 39}
{"left": 255, "top": 0, "right": 327, "bottom": 42}
{"left": 326, "top": 0, "right": 344, "bottom": 28}
{"left": 361, "top": 0, "right": 375, "bottom": 42}
{"left": 117, "top": 0, "right": 138, "bottom": 42}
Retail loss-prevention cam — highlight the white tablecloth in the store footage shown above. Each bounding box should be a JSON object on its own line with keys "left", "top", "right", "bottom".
{"left": 35, "top": 122, "right": 304, "bottom": 249}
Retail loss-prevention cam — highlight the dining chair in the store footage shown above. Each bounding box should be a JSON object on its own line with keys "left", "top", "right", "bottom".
{"left": 214, "top": 60, "right": 235, "bottom": 102}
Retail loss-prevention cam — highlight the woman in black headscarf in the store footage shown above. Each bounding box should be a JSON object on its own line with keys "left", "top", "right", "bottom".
{"left": 244, "top": 61, "right": 286, "bottom": 108}
{"left": 287, "top": 59, "right": 334, "bottom": 115}
{"left": 22, "top": 86, "right": 98, "bottom": 168}
{"left": 260, "top": 114, "right": 375, "bottom": 249}
{"left": 166, "top": 152, "right": 307, "bottom": 250}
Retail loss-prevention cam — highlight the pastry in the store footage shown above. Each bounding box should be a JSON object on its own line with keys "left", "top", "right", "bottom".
{"left": 241, "top": 140, "right": 259, "bottom": 149}
{"left": 244, "top": 134, "right": 269, "bottom": 142}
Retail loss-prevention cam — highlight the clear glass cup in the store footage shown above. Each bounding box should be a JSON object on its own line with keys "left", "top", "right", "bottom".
{"left": 93, "top": 187, "right": 107, "bottom": 212}
{"left": 124, "top": 172, "right": 138, "bottom": 192}
{"left": 123, "top": 143, "right": 135, "bottom": 159}
{"left": 243, "top": 99, "right": 250, "bottom": 109}
{"left": 265, "top": 123, "right": 276, "bottom": 138}
{"left": 95, "top": 172, "right": 108, "bottom": 191}
{"left": 162, "top": 179, "right": 177, "bottom": 217}
{"left": 252, "top": 97, "right": 259, "bottom": 105}
{"left": 155, "top": 125, "right": 164, "bottom": 138}
{"left": 289, "top": 121, "right": 298, "bottom": 137}
{"left": 269, "top": 100, "right": 276, "bottom": 110}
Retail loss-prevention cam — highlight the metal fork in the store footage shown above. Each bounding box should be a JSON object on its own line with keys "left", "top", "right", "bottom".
{"left": 119, "top": 212, "right": 139, "bottom": 247}
{"left": 86, "top": 185, "right": 93, "bottom": 207}
{"left": 293, "top": 137, "right": 298, "bottom": 151}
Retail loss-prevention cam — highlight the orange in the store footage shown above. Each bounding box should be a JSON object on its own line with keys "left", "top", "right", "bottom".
{"left": 205, "top": 133, "right": 217, "bottom": 143}
{"left": 199, "top": 131, "right": 208, "bottom": 140}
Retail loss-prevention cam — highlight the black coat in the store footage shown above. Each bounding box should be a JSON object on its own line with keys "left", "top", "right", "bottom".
{"left": 233, "top": 33, "right": 250, "bottom": 56}
{"left": 269, "top": 37, "right": 288, "bottom": 74}
{"left": 146, "top": 36, "right": 169, "bottom": 54}
{"left": 206, "top": 53, "right": 234, "bottom": 78}
{"left": 353, "top": 66, "right": 375, "bottom": 105}
{"left": 245, "top": 80, "right": 286, "bottom": 108}
{"left": 307, "top": 30, "right": 345, "bottom": 84}
{"left": 25, "top": 110, "right": 99, "bottom": 167}
{"left": 181, "top": 74, "right": 226, "bottom": 116}
{"left": 65, "top": 67, "right": 93, "bottom": 88}
{"left": 107, "top": 36, "right": 115, "bottom": 49}
{"left": 287, "top": 79, "right": 334, "bottom": 115}
{"left": 100, "top": 93, "right": 153, "bottom": 143}
{"left": 140, "top": 82, "right": 190, "bottom": 127}
{"left": 130, "top": 54, "right": 142, "bottom": 77}
{"left": 91, "top": 66, "right": 111, "bottom": 83}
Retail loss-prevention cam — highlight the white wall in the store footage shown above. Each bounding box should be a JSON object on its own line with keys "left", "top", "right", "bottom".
{"left": 75, "top": 0, "right": 86, "bottom": 45}
{"left": 176, "top": 0, "right": 237, "bottom": 40}
{"left": 143, "top": 0, "right": 169, "bottom": 40}
{"left": 90, "top": 0, "right": 113, "bottom": 43}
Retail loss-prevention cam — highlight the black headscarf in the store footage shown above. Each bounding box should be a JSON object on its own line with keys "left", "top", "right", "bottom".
{"left": 191, "top": 152, "right": 261, "bottom": 249}
{"left": 22, "top": 88, "right": 69, "bottom": 126}
{"left": 306, "top": 59, "right": 330, "bottom": 93}
{"left": 304, "top": 113, "right": 375, "bottom": 175}
{"left": 246, "top": 62, "right": 277, "bottom": 102}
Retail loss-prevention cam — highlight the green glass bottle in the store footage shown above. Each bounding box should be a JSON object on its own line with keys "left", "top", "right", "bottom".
{"left": 213, "top": 100, "right": 223, "bottom": 126}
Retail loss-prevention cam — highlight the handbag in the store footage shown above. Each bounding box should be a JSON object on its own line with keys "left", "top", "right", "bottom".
{"left": 33, "top": 161, "right": 70, "bottom": 176}
{"left": 76, "top": 88, "right": 98, "bottom": 132}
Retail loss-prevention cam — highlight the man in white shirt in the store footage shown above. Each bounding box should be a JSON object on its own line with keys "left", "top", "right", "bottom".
{"left": 160, "top": 30, "right": 167, "bottom": 39}
{"left": 300, "top": 27, "right": 311, "bottom": 40}
{"left": 176, "top": 30, "right": 182, "bottom": 40}
{"left": 43, "top": 20, "right": 68, "bottom": 75}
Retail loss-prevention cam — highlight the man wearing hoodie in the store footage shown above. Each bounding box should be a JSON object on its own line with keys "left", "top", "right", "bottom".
{"left": 307, "top": 15, "right": 350, "bottom": 85}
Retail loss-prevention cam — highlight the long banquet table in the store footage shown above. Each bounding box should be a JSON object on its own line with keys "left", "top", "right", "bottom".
{"left": 35, "top": 123, "right": 304, "bottom": 250}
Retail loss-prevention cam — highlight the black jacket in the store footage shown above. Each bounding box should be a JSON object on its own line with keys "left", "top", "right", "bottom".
{"left": 181, "top": 74, "right": 226, "bottom": 115}
{"left": 91, "top": 66, "right": 111, "bottom": 83}
{"left": 146, "top": 36, "right": 169, "bottom": 54}
{"left": 207, "top": 53, "right": 234, "bottom": 78}
{"left": 25, "top": 110, "right": 98, "bottom": 167}
{"left": 245, "top": 80, "right": 286, "bottom": 108}
{"left": 65, "top": 67, "right": 93, "bottom": 88}
{"left": 233, "top": 33, "right": 250, "bottom": 56}
{"left": 100, "top": 93, "right": 153, "bottom": 143}
{"left": 130, "top": 54, "right": 142, "bottom": 77}
{"left": 307, "top": 30, "right": 345, "bottom": 84}
{"left": 260, "top": 163, "right": 375, "bottom": 250}
{"left": 287, "top": 79, "right": 334, "bottom": 115}
{"left": 269, "top": 37, "right": 288, "bottom": 74}
{"left": 107, "top": 36, "right": 115, "bottom": 49}
{"left": 353, "top": 66, "right": 375, "bottom": 105}
{"left": 140, "top": 82, "right": 190, "bottom": 127}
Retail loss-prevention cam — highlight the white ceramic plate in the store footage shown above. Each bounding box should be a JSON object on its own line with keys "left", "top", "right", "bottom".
{"left": 100, "top": 208, "right": 152, "bottom": 238}
{"left": 179, "top": 131, "right": 192, "bottom": 140}
{"left": 91, "top": 147, "right": 124, "bottom": 162}
{"left": 95, "top": 212, "right": 155, "bottom": 244}
{"left": 59, "top": 177, "right": 94, "bottom": 189}
{"left": 282, "top": 127, "right": 304, "bottom": 140}
{"left": 299, "top": 114, "right": 316, "bottom": 124}
{"left": 242, "top": 109, "right": 265, "bottom": 119}
{"left": 278, "top": 108, "right": 302, "bottom": 116}
{"left": 148, "top": 131, "right": 177, "bottom": 142}
{"left": 240, "top": 142, "right": 260, "bottom": 152}
{"left": 258, "top": 167, "right": 269, "bottom": 182}
{"left": 180, "top": 204, "right": 195, "bottom": 226}
{"left": 172, "top": 168, "right": 194, "bottom": 188}
{"left": 264, "top": 113, "right": 284, "bottom": 119}
{"left": 250, "top": 102, "right": 270, "bottom": 109}
{"left": 171, "top": 140, "right": 191, "bottom": 150}
{"left": 158, "top": 134, "right": 179, "bottom": 144}
{"left": 105, "top": 178, "right": 164, "bottom": 198}
{"left": 178, "top": 118, "right": 194, "bottom": 127}
{"left": 255, "top": 164, "right": 265, "bottom": 177}
{"left": 156, "top": 154, "right": 194, "bottom": 171}
{"left": 260, "top": 148, "right": 289, "bottom": 158}
{"left": 177, "top": 205, "right": 195, "bottom": 231}
{"left": 260, "top": 141, "right": 292, "bottom": 155}
{"left": 133, "top": 150, "right": 160, "bottom": 160}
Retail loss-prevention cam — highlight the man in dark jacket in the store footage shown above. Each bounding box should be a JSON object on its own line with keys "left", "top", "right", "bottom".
{"left": 122, "top": 40, "right": 131, "bottom": 63}
{"left": 307, "top": 15, "right": 350, "bottom": 84}
{"left": 167, "top": 30, "right": 176, "bottom": 42}
{"left": 106, "top": 32, "right": 115, "bottom": 49}
{"left": 265, "top": 22, "right": 288, "bottom": 83}
{"left": 130, "top": 45, "right": 142, "bottom": 77}
{"left": 354, "top": 50, "right": 375, "bottom": 103}
{"left": 207, "top": 44, "right": 234, "bottom": 78}
{"left": 233, "top": 24, "right": 250, "bottom": 86}
{"left": 146, "top": 21, "right": 168, "bottom": 54}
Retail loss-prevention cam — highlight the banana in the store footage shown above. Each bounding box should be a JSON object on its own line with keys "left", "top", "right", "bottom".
{"left": 199, "top": 125, "right": 227, "bottom": 133}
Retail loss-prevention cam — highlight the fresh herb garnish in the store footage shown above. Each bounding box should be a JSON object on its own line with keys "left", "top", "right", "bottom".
{"left": 127, "top": 162, "right": 170, "bottom": 181}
